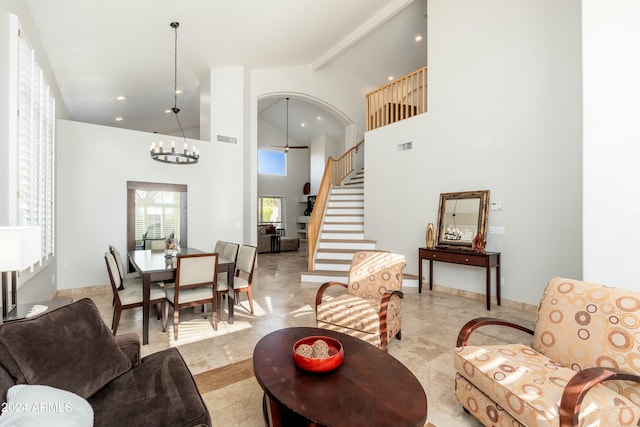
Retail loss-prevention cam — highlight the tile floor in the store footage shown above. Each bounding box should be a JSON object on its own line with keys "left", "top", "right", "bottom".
{"left": 86, "top": 244, "right": 536, "bottom": 427}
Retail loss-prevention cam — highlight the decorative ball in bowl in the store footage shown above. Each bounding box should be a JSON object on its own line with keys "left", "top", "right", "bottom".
{"left": 292, "top": 336, "right": 344, "bottom": 373}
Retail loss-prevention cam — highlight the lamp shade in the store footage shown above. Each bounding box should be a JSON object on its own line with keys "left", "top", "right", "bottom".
{"left": 0, "top": 226, "right": 42, "bottom": 271}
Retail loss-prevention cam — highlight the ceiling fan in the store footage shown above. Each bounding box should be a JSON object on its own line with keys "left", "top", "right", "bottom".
{"left": 270, "top": 97, "right": 309, "bottom": 153}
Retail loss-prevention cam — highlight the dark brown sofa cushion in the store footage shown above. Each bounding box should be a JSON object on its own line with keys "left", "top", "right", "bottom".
{"left": 0, "top": 298, "right": 130, "bottom": 399}
{"left": 88, "top": 348, "right": 210, "bottom": 427}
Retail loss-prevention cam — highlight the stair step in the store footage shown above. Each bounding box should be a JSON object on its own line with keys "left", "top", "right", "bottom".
{"left": 334, "top": 184, "right": 363, "bottom": 190}
{"left": 322, "top": 223, "right": 364, "bottom": 231}
{"left": 321, "top": 231, "right": 364, "bottom": 240}
{"left": 317, "top": 239, "right": 376, "bottom": 250}
{"left": 316, "top": 248, "right": 360, "bottom": 260}
{"left": 327, "top": 200, "right": 364, "bottom": 207}
{"left": 315, "top": 259, "right": 352, "bottom": 271}
{"left": 324, "top": 214, "right": 364, "bottom": 222}
{"left": 329, "top": 194, "right": 363, "bottom": 201}
{"left": 326, "top": 207, "right": 364, "bottom": 215}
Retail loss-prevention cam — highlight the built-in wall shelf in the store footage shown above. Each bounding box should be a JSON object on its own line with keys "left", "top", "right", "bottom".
{"left": 297, "top": 215, "right": 310, "bottom": 238}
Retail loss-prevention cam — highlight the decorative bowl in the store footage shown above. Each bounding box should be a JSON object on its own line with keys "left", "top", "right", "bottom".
{"left": 292, "top": 336, "right": 344, "bottom": 373}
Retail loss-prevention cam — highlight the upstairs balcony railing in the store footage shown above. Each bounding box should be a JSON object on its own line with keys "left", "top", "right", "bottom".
{"left": 366, "top": 66, "right": 427, "bottom": 131}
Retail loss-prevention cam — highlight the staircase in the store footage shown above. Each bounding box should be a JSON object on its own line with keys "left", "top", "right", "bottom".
{"left": 300, "top": 168, "right": 419, "bottom": 287}
{"left": 301, "top": 170, "right": 375, "bottom": 283}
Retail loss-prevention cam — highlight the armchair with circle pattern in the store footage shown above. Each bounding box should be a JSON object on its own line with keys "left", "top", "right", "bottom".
{"left": 315, "top": 251, "right": 406, "bottom": 350}
{"left": 454, "top": 277, "right": 640, "bottom": 427}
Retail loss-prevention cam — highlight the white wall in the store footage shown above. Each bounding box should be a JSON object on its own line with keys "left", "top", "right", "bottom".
{"left": 365, "top": 0, "right": 583, "bottom": 306}
{"left": 582, "top": 0, "right": 640, "bottom": 289}
{"left": 257, "top": 118, "right": 310, "bottom": 235}
{"left": 310, "top": 134, "right": 341, "bottom": 194}
{"left": 56, "top": 120, "right": 244, "bottom": 289}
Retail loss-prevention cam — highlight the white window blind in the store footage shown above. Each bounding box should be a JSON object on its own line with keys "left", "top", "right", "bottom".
{"left": 134, "top": 191, "right": 181, "bottom": 243}
{"left": 16, "top": 23, "right": 55, "bottom": 260}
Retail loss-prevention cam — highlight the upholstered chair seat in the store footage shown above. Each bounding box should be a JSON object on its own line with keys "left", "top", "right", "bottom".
{"left": 118, "top": 284, "right": 166, "bottom": 306}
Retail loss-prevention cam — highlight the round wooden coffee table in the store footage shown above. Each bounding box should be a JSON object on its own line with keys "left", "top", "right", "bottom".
{"left": 253, "top": 327, "right": 428, "bottom": 427}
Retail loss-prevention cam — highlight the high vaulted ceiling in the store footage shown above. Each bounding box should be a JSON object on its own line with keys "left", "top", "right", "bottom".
{"left": 24, "top": 0, "right": 427, "bottom": 143}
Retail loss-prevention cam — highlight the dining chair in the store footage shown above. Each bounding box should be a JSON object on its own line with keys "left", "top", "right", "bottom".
{"left": 108, "top": 245, "right": 141, "bottom": 290}
{"left": 218, "top": 242, "right": 239, "bottom": 283}
{"left": 214, "top": 240, "right": 226, "bottom": 254}
{"left": 150, "top": 240, "right": 165, "bottom": 251}
{"left": 104, "top": 252, "right": 167, "bottom": 335}
{"left": 217, "top": 244, "right": 257, "bottom": 315}
{"left": 164, "top": 253, "right": 219, "bottom": 340}
{"left": 315, "top": 251, "right": 406, "bottom": 350}
{"left": 221, "top": 242, "right": 239, "bottom": 263}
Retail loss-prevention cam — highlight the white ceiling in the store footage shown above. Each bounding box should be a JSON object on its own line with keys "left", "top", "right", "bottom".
{"left": 24, "top": 0, "right": 427, "bottom": 144}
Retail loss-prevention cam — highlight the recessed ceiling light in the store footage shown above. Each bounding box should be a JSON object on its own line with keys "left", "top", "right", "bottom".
{"left": 116, "top": 95, "right": 126, "bottom": 101}
{"left": 115, "top": 117, "right": 123, "bottom": 121}
{"left": 300, "top": 122, "right": 305, "bottom": 128}
{"left": 165, "top": 109, "right": 172, "bottom": 114}
{"left": 414, "top": 35, "right": 423, "bottom": 42}
{"left": 388, "top": 76, "right": 394, "bottom": 81}
{"left": 316, "top": 116, "right": 322, "bottom": 121}
{"left": 175, "top": 89, "right": 183, "bottom": 94}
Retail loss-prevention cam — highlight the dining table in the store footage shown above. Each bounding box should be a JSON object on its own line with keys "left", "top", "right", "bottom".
{"left": 127, "top": 248, "right": 236, "bottom": 345}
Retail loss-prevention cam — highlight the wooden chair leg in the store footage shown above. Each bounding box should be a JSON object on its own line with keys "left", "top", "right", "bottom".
{"left": 173, "top": 307, "right": 180, "bottom": 340}
{"left": 160, "top": 301, "right": 167, "bottom": 332}
{"left": 247, "top": 287, "right": 254, "bottom": 314}
{"left": 397, "top": 330, "right": 402, "bottom": 340}
{"left": 112, "top": 307, "right": 122, "bottom": 336}
{"left": 212, "top": 301, "right": 218, "bottom": 331}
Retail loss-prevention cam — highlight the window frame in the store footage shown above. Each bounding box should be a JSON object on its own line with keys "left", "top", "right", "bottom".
{"left": 127, "top": 181, "right": 188, "bottom": 252}
{"left": 258, "top": 195, "right": 285, "bottom": 228}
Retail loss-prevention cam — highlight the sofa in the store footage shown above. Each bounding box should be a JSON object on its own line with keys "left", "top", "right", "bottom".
{"left": 454, "top": 277, "right": 640, "bottom": 427}
{"left": 0, "top": 298, "right": 210, "bottom": 427}
{"left": 257, "top": 224, "right": 299, "bottom": 253}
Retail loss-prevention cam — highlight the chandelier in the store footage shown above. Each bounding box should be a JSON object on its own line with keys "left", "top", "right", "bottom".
{"left": 150, "top": 22, "right": 199, "bottom": 165}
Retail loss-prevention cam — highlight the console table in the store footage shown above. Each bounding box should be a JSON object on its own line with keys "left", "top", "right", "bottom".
{"left": 418, "top": 247, "right": 500, "bottom": 310}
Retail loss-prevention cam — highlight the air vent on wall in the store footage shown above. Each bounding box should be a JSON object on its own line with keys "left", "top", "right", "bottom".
{"left": 216, "top": 134, "right": 237, "bottom": 144}
{"left": 397, "top": 141, "right": 413, "bottom": 152}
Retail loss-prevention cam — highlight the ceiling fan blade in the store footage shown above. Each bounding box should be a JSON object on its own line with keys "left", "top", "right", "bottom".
{"left": 287, "top": 145, "right": 309, "bottom": 149}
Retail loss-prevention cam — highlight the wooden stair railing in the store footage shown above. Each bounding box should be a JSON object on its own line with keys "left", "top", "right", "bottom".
{"left": 307, "top": 140, "right": 364, "bottom": 271}
{"left": 366, "top": 66, "right": 427, "bottom": 131}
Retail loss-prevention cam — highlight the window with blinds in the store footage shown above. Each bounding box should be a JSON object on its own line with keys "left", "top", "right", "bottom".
{"left": 14, "top": 18, "right": 56, "bottom": 261}
{"left": 134, "top": 190, "right": 181, "bottom": 244}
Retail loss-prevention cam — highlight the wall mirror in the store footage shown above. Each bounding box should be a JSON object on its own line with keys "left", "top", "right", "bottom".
{"left": 436, "top": 190, "right": 490, "bottom": 249}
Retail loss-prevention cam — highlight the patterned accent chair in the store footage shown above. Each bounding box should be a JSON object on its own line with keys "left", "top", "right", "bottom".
{"left": 315, "top": 251, "right": 406, "bottom": 350}
{"left": 454, "top": 277, "right": 640, "bottom": 427}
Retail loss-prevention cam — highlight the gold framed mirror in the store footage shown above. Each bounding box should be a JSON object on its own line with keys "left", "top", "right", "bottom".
{"left": 436, "top": 190, "right": 490, "bottom": 249}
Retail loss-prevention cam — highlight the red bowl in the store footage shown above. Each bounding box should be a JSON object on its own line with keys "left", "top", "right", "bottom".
{"left": 292, "top": 336, "right": 344, "bottom": 373}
